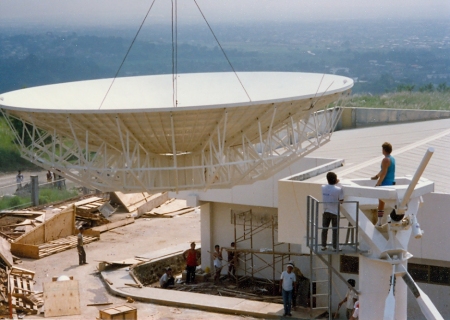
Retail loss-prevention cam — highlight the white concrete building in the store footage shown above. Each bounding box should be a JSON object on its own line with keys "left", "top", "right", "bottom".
{"left": 173, "top": 117, "right": 450, "bottom": 319}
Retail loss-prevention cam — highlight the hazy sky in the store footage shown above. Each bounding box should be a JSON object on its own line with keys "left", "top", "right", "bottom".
{"left": 2, "top": 0, "right": 449, "bottom": 27}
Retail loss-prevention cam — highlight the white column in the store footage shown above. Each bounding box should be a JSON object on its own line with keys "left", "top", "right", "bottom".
{"left": 359, "top": 256, "right": 407, "bottom": 320}
{"left": 200, "top": 202, "right": 212, "bottom": 270}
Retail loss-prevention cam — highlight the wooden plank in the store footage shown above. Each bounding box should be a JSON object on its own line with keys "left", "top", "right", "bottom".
{"left": 73, "top": 197, "right": 102, "bottom": 207}
{"left": 11, "top": 266, "right": 35, "bottom": 279}
{"left": 163, "top": 207, "right": 195, "bottom": 217}
{"left": 0, "top": 237, "right": 13, "bottom": 267}
{"left": 87, "top": 302, "right": 112, "bottom": 306}
{"left": 11, "top": 243, "right": 40, "bottom": 259}
{"left": 110, "top": 192, "right": 152, "bottom": 212}
{"left": 91, "top": 217, "right": 134, "bottom": 233}
{"left": 137, "top": 192, "right": 169, "bottom": 216}
{"left": 43, "top": 280, "right": 80, "bottom": 317}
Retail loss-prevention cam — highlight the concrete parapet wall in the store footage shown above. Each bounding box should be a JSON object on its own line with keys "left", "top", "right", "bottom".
{"left": 338, "top": 107, "right": 450, "bottom": 129}
{"left": 132, "top": 249, "right": 201, "bottom": 286}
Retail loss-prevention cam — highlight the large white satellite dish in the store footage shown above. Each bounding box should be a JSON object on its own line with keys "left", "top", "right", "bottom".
{"left": 0, "top": 72, "right": 352, "bottom": 191}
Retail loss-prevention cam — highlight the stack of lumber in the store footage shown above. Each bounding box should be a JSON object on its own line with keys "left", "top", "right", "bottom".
{"left": 0, "top": 211, "right": 44, "bottom": 241}
{"left": 141, "top": 199, "right": 195, "bottom": 218}
{"left": 37, "top": 234, "right": 99, "bottom": 259}
{"left": 74, "top": 197, "right": 111, "bottom": 226}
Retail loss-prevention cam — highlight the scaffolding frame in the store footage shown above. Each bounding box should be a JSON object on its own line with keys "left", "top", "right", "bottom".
{"left": 228, "top": 210, "right": 304, "bottom": 293}
{"left": 306, "top": 195, "right": 360, "bottom": 320}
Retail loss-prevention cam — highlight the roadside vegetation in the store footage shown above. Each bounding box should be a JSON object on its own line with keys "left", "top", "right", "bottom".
{"left": 345, "top": 85, "right": 450, "bottom": 110}
{"left": 0, "top": 117, "right": 39, "bottom": 173}
{"left": 0, "top": 187, "right": 79, "bottom": 210}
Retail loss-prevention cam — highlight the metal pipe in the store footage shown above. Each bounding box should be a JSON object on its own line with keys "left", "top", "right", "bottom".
{"left": 399, "top": 147, "right": 434, "bottom": 211}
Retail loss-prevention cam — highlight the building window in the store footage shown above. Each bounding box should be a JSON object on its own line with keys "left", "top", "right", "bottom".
{"left": 408, "top": 263, "right": 450, "bottom": 286}
{"left": 340, "top": 256, "right": 359, "bottom": 274}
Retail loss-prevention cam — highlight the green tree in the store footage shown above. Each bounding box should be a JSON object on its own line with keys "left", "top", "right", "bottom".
{"left": 437, "top": 83, "right": 449, "bottom": 93}
{"left": 419, "top": 83, "right": 434, "bottom": 92}
{"left": 396, "top": 84, "right": 415, "bottom": 93}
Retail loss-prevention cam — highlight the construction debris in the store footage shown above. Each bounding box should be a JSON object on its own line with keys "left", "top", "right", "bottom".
{"left": 0, "top": 211, "right": 44, "bottom": 241}
{"left": 141, "top": 199, "right": 195, "bottom": 218}
{"left": 9, "top": 266, "right": 44, "bottom": 315}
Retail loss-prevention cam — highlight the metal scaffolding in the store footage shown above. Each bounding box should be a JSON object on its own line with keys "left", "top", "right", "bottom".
{"left": 306, "top": 195, "right": 360, "bottom": 319}
{"left": 228, "top": 210, "right": 304, "bottom": 293}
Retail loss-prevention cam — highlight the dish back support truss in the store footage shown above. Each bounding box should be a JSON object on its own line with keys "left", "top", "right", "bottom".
{"left": 1, "top": 103, "right": 343, "bottom": 192}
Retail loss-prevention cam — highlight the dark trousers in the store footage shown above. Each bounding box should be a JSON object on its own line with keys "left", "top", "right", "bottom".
{"left": 228, "top": 262, "right": 236, "bottom": 277}
{"left": 186, "top": 265, "right": 196, "bottom": 283}
{"left": 282, "top": 289, "right": 293, "bottom": 315}
{"left": 162, "top": 277, "right": 175, "bottom": 288}
{"left": 321, "top": 212, "right": 338, "bottom": 248}
{"left": 77, "top": 245, "right": 86, "bottom": 265}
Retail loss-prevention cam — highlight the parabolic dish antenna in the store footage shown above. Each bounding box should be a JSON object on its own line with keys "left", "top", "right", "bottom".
{"left": 0, "top": 72, "right": 352, "bottom": 192}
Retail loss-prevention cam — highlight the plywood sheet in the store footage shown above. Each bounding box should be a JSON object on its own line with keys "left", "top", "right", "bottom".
{"left": 110, "top": 192, "right": 152, "bottom": 212}
{"left": 43, "top": 280, "right": 80, "bottom": 317}
{"left": 14, "top": 205, "right": 75, "bottom": 245}
{"left": 0, "top": 237, "right": 13, "bottom": 267}
{"left": 136, "top": 192, "right": 169, "bottom": 216}
{"left": 10, "top": 243, "right": 40, "bottom": 259}
{"left": 149, "top": 198, "right": 189, "bottom": 214}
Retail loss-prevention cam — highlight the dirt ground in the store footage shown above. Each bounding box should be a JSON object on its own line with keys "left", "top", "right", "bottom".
{"left": 14, "top": 210, "right": 257, "bottom": 320}
{"left": 0, "top": 171, "right": 257, "bottom": 319}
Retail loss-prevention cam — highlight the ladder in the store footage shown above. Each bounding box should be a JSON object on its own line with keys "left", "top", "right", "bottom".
{"left": 309, "top": 251, "right": 332, "bottom": 317}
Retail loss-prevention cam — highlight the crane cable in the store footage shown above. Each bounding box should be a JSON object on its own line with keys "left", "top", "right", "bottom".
{"left": 171, "top": 0, "right": 178, "bottom": 108}
{"left": 98, "top": 0, "right": 157, "bottom": 110}
{"left": 193, "top": 0, "right": 252, "bottom": 103}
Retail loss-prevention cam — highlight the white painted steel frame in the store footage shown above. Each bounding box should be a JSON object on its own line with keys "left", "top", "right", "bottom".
{"left": 2, "top": 103, "right": 342, "bottom": 192}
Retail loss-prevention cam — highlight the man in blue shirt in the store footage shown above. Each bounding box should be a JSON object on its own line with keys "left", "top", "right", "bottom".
{"left": 371, "top": 142, "right": 396, "bottom": 226}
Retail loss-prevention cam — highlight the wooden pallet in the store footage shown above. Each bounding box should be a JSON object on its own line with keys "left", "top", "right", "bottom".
{"left": 38, "top": 235, "right": 99, "bottom": 258}
{"left": 77, "top": 201, "right": 106, "bottom": 214}
{"left": 10, "top": 273, "right": 43, "bottom": 314}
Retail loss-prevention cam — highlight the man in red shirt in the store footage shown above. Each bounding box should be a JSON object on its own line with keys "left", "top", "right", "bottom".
{"left": 183, "top": 242, "right": 199, "bottom": 284}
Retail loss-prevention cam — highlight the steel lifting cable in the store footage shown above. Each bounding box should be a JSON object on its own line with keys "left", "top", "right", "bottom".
{"left": 193, "top": 0, "right": 252, "bottom": 103}
{"left": 171, "top": 0, "right": 178, "bottom": 108}
{"left": 98, "top": 0, "right": 157, "bottom": 110}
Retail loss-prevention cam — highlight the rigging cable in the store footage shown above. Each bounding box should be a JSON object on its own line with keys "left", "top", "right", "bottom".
{"left": 98, "top": 0, "right": 157, "bottom": 110}
{"left": 172, "top": 0, "right": 178, "bottom": 107}
{"left": 193, "top": 0, "right": 252, "bottom": 103}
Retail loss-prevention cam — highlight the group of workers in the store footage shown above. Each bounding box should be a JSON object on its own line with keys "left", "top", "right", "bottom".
{"left": 321, "top": 142, "right": 395, "bottom": 250}
{"left": 159, "top": 142, "right": 394, "bottom": 319}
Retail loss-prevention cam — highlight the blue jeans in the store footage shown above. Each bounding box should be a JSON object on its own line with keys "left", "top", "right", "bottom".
{"left": 282, "top": 289, "right": 293, "bottom": 315}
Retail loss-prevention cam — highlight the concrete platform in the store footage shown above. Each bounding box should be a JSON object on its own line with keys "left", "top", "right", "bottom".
{"left": 101, "top": 268, "right": 324, "bottom": 319}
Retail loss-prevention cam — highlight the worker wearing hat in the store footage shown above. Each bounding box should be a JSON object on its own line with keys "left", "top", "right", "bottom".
{"left": 280, "top": 263, "right": 296, "bottom": 317}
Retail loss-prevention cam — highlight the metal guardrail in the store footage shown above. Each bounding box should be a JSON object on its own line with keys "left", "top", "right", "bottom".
{"left": 306, "top": 195, "right": 360, "bottom": 254}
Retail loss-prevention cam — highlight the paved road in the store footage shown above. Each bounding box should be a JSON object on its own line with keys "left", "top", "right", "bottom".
{"left": 0, "top": 170, "right": 47, "bottom": 196}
